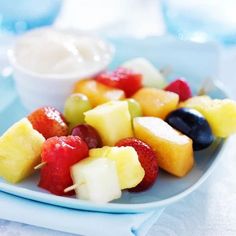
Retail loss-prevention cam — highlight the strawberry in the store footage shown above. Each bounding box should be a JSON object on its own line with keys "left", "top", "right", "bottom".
{"left": 38, "top": 136, "right": 89, "bottom": 196}
{"left": 28, "top": 106, "right": 69, "bottom": 139}
{"left": 116, "top": 137, "right": 158, "bottom": 192}
{"left": 96, "top": 67, "right": 143, "bottom": 97}
{"left": 165, "top": 78, "right": 192, "bottom": 101}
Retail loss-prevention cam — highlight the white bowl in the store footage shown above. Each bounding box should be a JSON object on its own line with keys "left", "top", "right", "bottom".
{"left": 8, "top": 28, "right": 114, "bottom": 112}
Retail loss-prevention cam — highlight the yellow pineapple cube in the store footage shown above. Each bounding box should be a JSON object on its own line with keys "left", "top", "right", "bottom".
{"left": 84, "top": 101, "right": 133, "bottom": 146}
{"left": 73, "top": 79, "right": 125, "bottom": 107}
{"left": 0, "top": 118, "right": 45, "bottom": 183}
{"left": 180, "top": 96, "right": 236, "bottom": 137}
{"left": 133, "top": 117, "right": 194, "bottom": 177}
{"left": 89, "top": 146, "right": 144, "bottom": 189}
{"left": 132, "top": 88, "right": 179, "bottom": 119}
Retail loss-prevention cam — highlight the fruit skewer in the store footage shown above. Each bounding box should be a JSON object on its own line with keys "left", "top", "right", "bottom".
{"left": 1, "top": 57, "right": 236, "bottom": 205}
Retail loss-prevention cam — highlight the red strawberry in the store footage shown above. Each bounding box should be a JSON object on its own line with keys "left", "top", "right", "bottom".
{"left": 39, "top": 136, "right": 89, "bottom": 196}
{"left": 28, "top": 106, "right": 69, "bottom": 139}
{"left": 96, "top": 67, "right": 143, "bottom": 97}
{"left": 165, "top": 78, "right": 192, "bottom": 101}
{"left": 116, "top": 137, "right": 158, "bottom": 192}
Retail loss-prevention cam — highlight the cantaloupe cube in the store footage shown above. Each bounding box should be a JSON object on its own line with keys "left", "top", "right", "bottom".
{"left": 0, "top": 118, "right": 45, "bottom": 183}
{"left": 84, "top": 101, "right": 133, "bottom": 146}
{"left": 133, "top": 117, "right": 194, "bottom": 177}
{"left": 132, "top": 88, "right": 179, "bottom": 119}
{"left": 73, "top": 79, "right": 125, "bottom": 107}
{"left": 180, "top": 96, "right": 236, "bottom": 137}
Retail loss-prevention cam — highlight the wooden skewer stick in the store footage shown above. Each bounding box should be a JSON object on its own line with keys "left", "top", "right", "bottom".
{"left": 160, "top": 65, "right": 173, "bottom": 78}
{"left": 198, "top": 77, "right": 216, "bottom": 96}
{"left": 64, "top": 184, "right": 77, "bottom": 193}
{"left": 34, "top": 162, "right": 47, "bottom": 170}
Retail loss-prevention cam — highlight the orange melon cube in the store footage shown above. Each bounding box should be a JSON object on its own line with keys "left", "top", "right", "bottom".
{"left": 133, "top": 117, "right": 194, "bottom": 177}
{"left": 73, "top": 79, "right": 125, "bottom": 107}
{"left": 132, "top": 88, "right": 179, "bottom": 119}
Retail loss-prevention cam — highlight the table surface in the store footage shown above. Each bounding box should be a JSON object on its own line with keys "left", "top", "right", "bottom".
{"left": 1, "top": 0, "right": 236, "bottom": 235}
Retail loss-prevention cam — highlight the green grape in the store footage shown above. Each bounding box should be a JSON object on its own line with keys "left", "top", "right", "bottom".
{"left": 64, "top": 93, "right": 92, "bottom": 130}
{"left": 126, "top": 98, "right": 142, "bottom": 119}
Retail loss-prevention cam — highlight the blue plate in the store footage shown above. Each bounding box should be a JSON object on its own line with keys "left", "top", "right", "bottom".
{"left": 0, "top": 37, "right": 228, "bottom": 213}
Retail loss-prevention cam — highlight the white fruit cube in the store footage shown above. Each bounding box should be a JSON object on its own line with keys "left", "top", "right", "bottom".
{"left": 0, "top": 118, "right": 45, "bottom": 183}
{"left": 71, "top": 158, "right": 122, "bottom": 203}
{"left": 84, "top": 101, "right": 133, "bottom": 146}
{"left": 122, "top": 57, "right": 166, "bottom": 88}
{"left": 89, "top": 146, "right": 145, "bottom": 190}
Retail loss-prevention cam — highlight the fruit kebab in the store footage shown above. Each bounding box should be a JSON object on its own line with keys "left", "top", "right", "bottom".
{"left": 63, "top": 142, "right": 152, "bottom": 202}
{"left": 1, "top": 56, "right": 236, "bottom": 205}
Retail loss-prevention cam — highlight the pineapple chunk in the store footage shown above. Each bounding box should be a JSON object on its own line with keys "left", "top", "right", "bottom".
{"left": 73, "top": 79, "right": 125, "bottom": 107}
{"left": 89, "top": 146, "right": 145, "bottom": 189}
{"left": 133, "top": 117, "right": 194, "bottom": 177}
{"left": 122, "top": 57, "right": 166, "bottom": 88}
{"left": 0, "top": 118, "right": 45, "bottom": 183}
{"left": 132, "top": 88, "right": 179, "bottom": 119}
{"left": 180, "top": 96, "right": 236, "bottom": 137}
{"left": 84, "top": 101, "right": 133, "bottom": 146}
{"left": 71, "top": 158, "right": 121, "bottom": 203}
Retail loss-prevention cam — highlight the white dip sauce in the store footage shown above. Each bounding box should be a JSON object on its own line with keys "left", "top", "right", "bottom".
{"left": 14, "top": 29, "right": 113, "bottom": 76}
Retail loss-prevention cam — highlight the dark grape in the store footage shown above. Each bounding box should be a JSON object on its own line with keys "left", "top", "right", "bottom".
{"left": 71, "top": 124, "right": 102, "bottom": 149}
{"left": 166, "top": 108, "right": 214, "bottom": 150}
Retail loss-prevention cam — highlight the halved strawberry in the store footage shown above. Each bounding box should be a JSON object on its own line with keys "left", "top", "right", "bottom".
{"left": 165, "top": 78, "right": 192, "bottom": 101}
{"left": 96, "top": 67, "right": 143, "bottom": 97}
{"left": 116, "top": 137, "right": 158, "bottom": 192}
{"left": 38, "top": 136, "right": 89, "bottom": 196}
{"left": 28, "top": 106, "right": 69, "bottom": 139}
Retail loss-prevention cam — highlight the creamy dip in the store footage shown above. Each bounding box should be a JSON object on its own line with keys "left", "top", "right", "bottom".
{"left": 13, "top": 28, "right": 113, "bottom": 77}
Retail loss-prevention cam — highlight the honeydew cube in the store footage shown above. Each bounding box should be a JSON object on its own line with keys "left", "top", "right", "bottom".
{"left": 133, "top": 117, "right": 194, "bottom": 177}
{"left": 84, "top": 101, "right": 133, "bottom": 146}
{"left": 0, "top": 118, "right": 45, "bottom": 183}
{"left": 89, "top": 146, "right": 145, "bottom": 189}
{"left": 122, "top": 57, "right": 166, "bottom": 88}
{"left": 71, "top": 158, "right": 121, "bottom": 203}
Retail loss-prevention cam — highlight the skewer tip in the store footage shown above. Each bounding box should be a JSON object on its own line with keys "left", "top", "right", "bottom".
{"left": 64, "top": 184, "right": 77, "bottom": 193}
{"left": 34, "top": 162, "right": 47, "bottom": 170}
